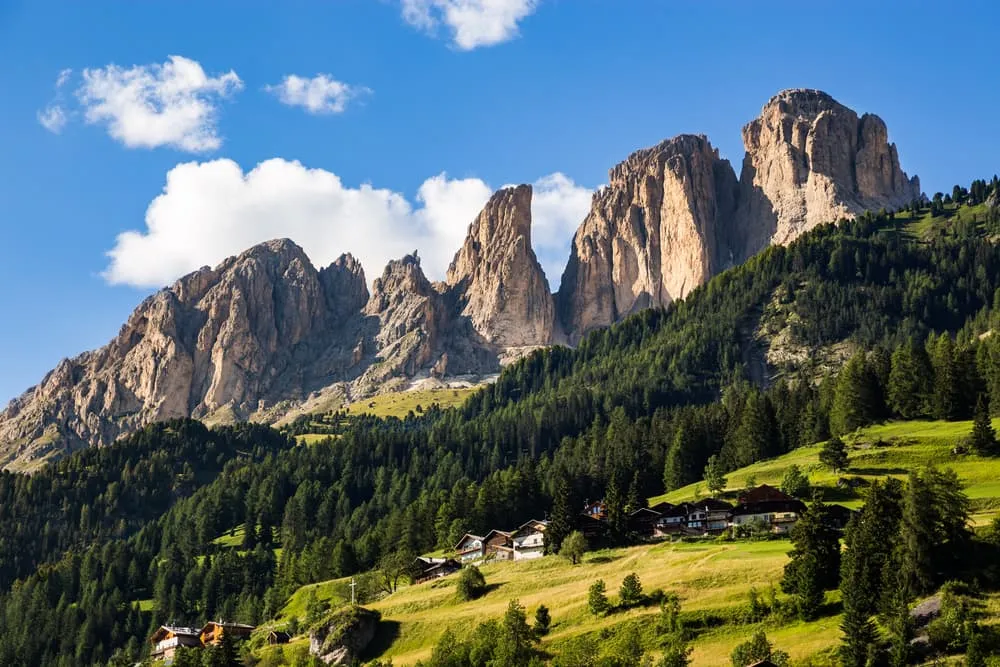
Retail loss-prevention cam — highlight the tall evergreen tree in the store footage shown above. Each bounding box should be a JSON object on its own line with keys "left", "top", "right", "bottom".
{"left": 546, "top": 475, "right": 575, "bottom": 555}
{"left": 970, "top": 393, "right": 997, "bottom": 455}
{"left": 887, "top": 342, "right": 930, "bottom": 418}
{"left": 930, "top": 334, "right": 961, "bottom": 420}
{"left": 782, "top": 498, "right": 841, "bottom": 618}
{"left": 830, "top": 352, "right": 881, "bottom": 435}
{"left": 605, "top": 475, "right": 627, "bottom": 544}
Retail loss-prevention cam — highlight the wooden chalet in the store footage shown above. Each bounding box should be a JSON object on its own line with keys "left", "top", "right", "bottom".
{"left": 731, "top": 485, "right": 806, "bottom": 534}
{"left": 453, "top": 533, "right": 485, "bottom": 562}
{"left": 199, "top": 621, "right": 255, "bottom": 646}
{"left": 582, "top": 500, "right": 607, "bottom": 521}
{"left": 150, "top": 626, "right": 202, "bottom": 662}
{"left": 626, "top": 507, "right": 663, "bottom": 538}
{"left": 413, "top": 556, "right": 461, "bottom": 583}
{"left": 266, "top": 630, "right": 291, "bottom": 645}
{"left": 483, "top": 529, "right": 515, "bottom": 561}
{"left": 654, "top": 503, "right": 691, "bottom": 536}
{"left": 686, "top": 498, "right": 733, "bottom": 534}
{"left": 575, "top": 513, "right": 609, "bottom": 539}
{"left": 512, "top": 519, "right": 547, "bottom": 560}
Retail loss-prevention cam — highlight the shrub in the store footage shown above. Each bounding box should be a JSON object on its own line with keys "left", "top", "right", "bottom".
{"left": 533, "top": 605, "right": 551, "bottom": 637}
{"left": 456, "top": 565, "right": 487, "bottom": 601}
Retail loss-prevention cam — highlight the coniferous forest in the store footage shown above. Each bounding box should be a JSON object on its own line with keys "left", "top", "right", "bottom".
{"left": 4, "top": 186, "right": 1000, "bottom": 665}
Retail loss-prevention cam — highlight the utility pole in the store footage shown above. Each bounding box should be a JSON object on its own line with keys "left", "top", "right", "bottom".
{"left": 350, "top": 577, "right": 357, "bottom": 606}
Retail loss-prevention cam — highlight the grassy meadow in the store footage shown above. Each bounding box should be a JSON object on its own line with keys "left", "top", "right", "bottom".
{"left": 256, "top": 418, "right": 1000, "bottom": 665}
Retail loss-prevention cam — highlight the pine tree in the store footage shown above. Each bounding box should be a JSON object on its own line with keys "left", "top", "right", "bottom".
{"left": 970, "top": 393, "right": 997, "bottom": 455}
{"left": 664, "top": 417, "right": 698, "bottom": 491}
{"left": 830, "top": 352, "right": 880, "bottom": 435}
{"left": 546, "top": 475, "right": 574, "bottom": 555}
{"left": 897, "top": 471, "right": 937, "bottom": 599}
{"left": 605, "top": 474, "right": 627, "bottom": 544}
{"left": 819, "top": 437, "right": 849, "bottom": 472}
{"left": 703, "top": 454, "right": 727, "bottom": 496}
{"left": 619, "top": 572, "right": 643, "bottom": 608}
{"left": 931, "top": 334, "right": 961, "bottom": 420}
{"left": 587, "top": 579, "right": 610, "bottom": 616}
{"left": 782, "top": 499, "right": 841, "bottom": 616}
{"left": 733, "top": 392, "right": 775, "bottom": 467}
{"left": 887, "top": 342, "right": 930, "bottom": 418}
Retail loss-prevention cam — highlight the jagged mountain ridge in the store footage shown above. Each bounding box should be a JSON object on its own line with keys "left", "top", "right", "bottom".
{"left": 0, "top": 88, "right": 921, "bottom": 468}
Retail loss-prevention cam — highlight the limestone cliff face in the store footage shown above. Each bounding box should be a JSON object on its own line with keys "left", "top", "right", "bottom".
{"left": 557, "top": 134, "right": 739, "bottom": 339}
{"left": 735, "top": 88, "right": 920, "bottom": 255}
{"left": 446, "top": 185, "right": 555, "bottom": 348}
{"left": 0, "top": 240, "right": 373, "bottom": 467}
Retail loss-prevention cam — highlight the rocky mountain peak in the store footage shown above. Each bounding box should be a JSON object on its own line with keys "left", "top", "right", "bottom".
{"left": 736, "top": 88, "right": 921, "bottom": 254}
{"left": 557, "top": 133, "right": 739, "bottom": 340}
{"left": 446, "top": 185, "right": 555, "bottom": 348}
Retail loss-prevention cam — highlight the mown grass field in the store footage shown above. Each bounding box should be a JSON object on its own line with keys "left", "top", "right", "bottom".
{"left": 264, "top": 419, "right": 1000, "bottom": 665}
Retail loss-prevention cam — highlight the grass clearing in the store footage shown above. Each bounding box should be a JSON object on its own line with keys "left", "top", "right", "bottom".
{"left": 343, "top": 387, "right": 476, "bottom": 419}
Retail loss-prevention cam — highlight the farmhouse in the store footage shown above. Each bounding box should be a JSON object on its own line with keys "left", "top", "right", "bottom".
{"left": 731, "top": 485, "right": 806, "bottom": 534}
{"left": 626, "top": 507, "right": 663, "bottom": 537}
{"left": 483, "top": 529, "right": 515, "bottom": 561}
{"left": 150, "top": 626, "right": 202, "bottom": 662}
{"left": 200, "top": 621, "right": 255, "bottom": 646}
{"left": 453, "top": 533, "right": 485, "bottom": 562}
{"left": 413, "top": 556, "right": 461, "bottom": 583}
{"left": 512, "top": 519, "right": 548, "bottom": 560}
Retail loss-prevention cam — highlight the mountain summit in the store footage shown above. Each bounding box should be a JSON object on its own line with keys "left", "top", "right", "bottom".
{"left": 0, "top": 89, "right": 921, "bottom": 468}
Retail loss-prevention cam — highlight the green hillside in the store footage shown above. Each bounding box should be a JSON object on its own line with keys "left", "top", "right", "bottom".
{"left": 258, "top": 417, "right": 1000, "bottom": 666}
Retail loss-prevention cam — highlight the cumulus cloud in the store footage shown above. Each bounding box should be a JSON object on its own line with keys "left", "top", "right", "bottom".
{"left": 401, "top": 0, "right": 539, "bottom": 50}
{"left": 37, "top": 105, "right": 68, "bottom": 133}
{"left": 76, "top": 55, "right": 242, "bottom": 152}
{"left": 266, "top": 74, "right": 370, "bottom": 114}
{"left": 103, "top": 158, "right": 591, "bottom": 291}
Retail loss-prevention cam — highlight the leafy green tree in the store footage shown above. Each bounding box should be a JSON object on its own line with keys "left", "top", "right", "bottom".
{"left": 819, "top": 437, "right": 849, "bottom": 472}
{"left": 730, "top": 630, "right": 789, "bottom": 667}
{"left": 656, "top": 636, "right": 692, "bottom": 667}
{"left": 587, "top": 579, "right": 610, "bottom": 616}
{"left": 559, "top": 531, "right": 587, "bottom": 565}
{"left": 533, "top": 604, "right": 551, "bottom": 637}
{"left": 779, "top": 464, "right": 809, "bottom": 498}
{"left": 619, "top": 572, "right": 643, "bottom": 608}
{"left": 657, "top": 592, "right": 682, "bottom": 635}
{"left": 970, "top": 393, "right": 997, "bottom": 455}
{"left": 456, "top": 566, "right": 487, "bottom": 601}
{"left": 703, "top": 454, "right": 727, "bottom": 495}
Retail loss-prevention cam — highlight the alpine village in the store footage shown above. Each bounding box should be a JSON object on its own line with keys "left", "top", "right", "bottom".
{"left": 7, "top": 5, "right": 1000, "bottom": 667}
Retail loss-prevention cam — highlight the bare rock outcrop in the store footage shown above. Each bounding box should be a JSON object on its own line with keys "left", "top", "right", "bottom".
{"left": 735, "top": 88, "right": 920, "bottom": 256}
{"left": 557, "top": 134, "right": 739, "bottom": 339}
{"left": 446, "top": 185, "right": 555, "bottom": 347}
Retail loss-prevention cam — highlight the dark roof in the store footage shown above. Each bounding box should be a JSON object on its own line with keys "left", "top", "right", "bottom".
{"left": 690, "top": 498, "right": 733, "bottom": 511}
{"left": 738, "top": 484, "right": 796, "bottom": 504}
{"left": 629, "top": 507, "right": 662, "bottom": 517}
{"left": 649, "top": 501, "right": 675, "bottom": 513}
{"left": 658, "top": 503, "right": 691, "bottom": 518}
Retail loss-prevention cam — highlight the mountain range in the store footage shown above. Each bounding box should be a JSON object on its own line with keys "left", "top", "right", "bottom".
{"left": 0, "top": 88, "right": 921, "bottom": 469}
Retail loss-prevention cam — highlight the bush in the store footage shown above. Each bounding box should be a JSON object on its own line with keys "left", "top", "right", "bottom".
{"left": 730, "top": 629, "right": 789, "bottom": 667}
{"left": 456, "top": 565, "right": 487, "bottom": 601}
{"left": 780, "top": 465, "right": 810, "bottom": 498}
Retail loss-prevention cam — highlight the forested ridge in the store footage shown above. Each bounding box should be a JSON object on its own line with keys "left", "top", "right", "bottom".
{"left": 3, "top": 184, "right": 1000, "bottom": 665}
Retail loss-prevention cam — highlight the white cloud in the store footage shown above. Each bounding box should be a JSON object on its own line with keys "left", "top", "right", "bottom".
{"left": 37, "top": 105, "right": 68, "bottom": 134}
{"left": 77, "top": 55, "right": 242, "bottom": 152}
{"left": 401, "top": 0, "right": 539, "bottom": 50}
{"left": 103, "top": 158, "right": 591, "bottom": 291}
{"left": 55, "top": 68, "right": 73, "bottom": 88}
{"left": 265, "top": 74, "right": 370, "bottom": 115}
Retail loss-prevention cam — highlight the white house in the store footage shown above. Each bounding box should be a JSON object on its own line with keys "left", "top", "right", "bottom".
{"left": 512, "top": 519, "right": 547, "bottom": 560}
{"left": 453, "top": 533, "right": 484, "bottom": 562}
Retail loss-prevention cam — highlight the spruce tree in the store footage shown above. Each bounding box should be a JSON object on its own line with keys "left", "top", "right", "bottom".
{"left": 703, "top": 454, "right": 727, "bottom": 496}
{"left": 605, "top": 475, "right": 627, "bottom": 544}
{"left": 830, "top": 352, "right": 880, "bottom": 435}
{"left": 970, "top": 393, "right": 996, "bottom": 455}
{"left": 819, "top": 437, "right": 849, "bottom": 473}
{"left": 782, "top": 499, "right": 841, "bottom": 605}
{"left": 931, "top": 334, "right": 961, "bottom": 420}
{"left": 897, "top": 471, "right": 937, "bottom": 598}
{"left": 546, "top": 475, "right": 574, "bottom": 555}
{"left": 887, "top": 342, "right": 930, "bottom": 418}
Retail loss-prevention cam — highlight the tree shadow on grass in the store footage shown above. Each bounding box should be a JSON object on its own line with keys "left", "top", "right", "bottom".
{"left": 362, "top": 620, "right": 402, "bottom": 661}
{"left": 848, "top": 467, "right": 909, "bottom": 476}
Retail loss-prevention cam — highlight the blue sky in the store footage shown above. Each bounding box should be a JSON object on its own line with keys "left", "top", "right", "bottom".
{"left": 2, "top": 0, "right": 999, "bottom": 404}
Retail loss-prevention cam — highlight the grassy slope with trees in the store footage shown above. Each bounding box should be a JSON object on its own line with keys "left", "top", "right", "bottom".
{"left": 1, "top": 182, "right": 1000, "bottom": 665}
